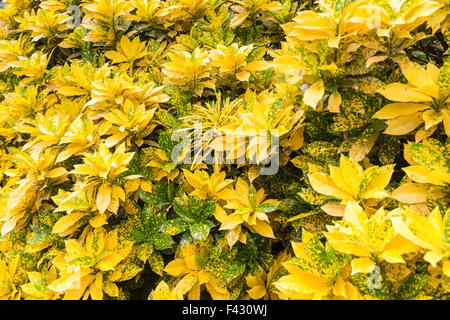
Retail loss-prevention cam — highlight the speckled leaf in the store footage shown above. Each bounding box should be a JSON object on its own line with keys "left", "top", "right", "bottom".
{"left": 205, "top": 242, "right": 246, "bottom": 282}
{"left": 137, "top": 243, "right": 164, "bottom": 275}
{"left": 28, "top": 223, "right": 52, "bottom": 245}
{"left": 255, "top": 203, "right": 278, "bottom": 213}
{"left": 397, "top": 274, "right": 429, "bottom": 299}
{"left": 408, "top": 140, "right": 448, "bottom": 171}
{"left": 288, "top": 231, "right": 350, "bottom": 279}
{"left": 114, "top": 262, "right": 143, "bottom": 282}
{"left": 160, "top": 218, "right": 189, "bottom": 236}
{"left": 189, "top": 221, "right": 215, "bottom": 240}
{"left": 155, "top": 109, "right": 182, "bottom": 129}
{"left": 139, "top": 185, "right": 174, "bottom": 209}
{"left": 158, "top": 131, "right": 179, "bottom": 157}
{"left": 149, "top": 232, "right": 174, "bottom": 250}
{"left": 173, "top": 195, "right": 216, "bottom": 222}
{"left": 353, "top": 272, "right": 394, "bottom": 299}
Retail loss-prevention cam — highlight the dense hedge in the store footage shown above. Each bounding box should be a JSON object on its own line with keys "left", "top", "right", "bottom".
{"left": 0, "top": 0, "right": 449, "bottom": 300}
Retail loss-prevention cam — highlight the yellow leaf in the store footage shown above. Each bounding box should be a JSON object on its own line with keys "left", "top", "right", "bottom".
{"left": 377, "top": 83, "right": 433, "bottom": 102}
{"left": 89, "top": 273, "right": 103, "bottom": 300}
{"left": 96, "top": 184, "right": 111, "bottom": 214}
{"left": 246, "top": 61, "right": 270, "bottom": 72}
{"left": 320, "top": 203, "right": 346, "bottom": 217}
{"left": 265, "top": 1, "right": 282, "bottom": 11}
{"left": 226, "top": 226, "right": 241, "bottom": 248}
{"left": 399, "top": 0, "right": 443, "bottom": 25}
{"left": 365, "top": 55, "right": 388, "bottom": 69}
{"left": 271, "top": 56, "right": 305, "bottom": 74}
{"left": 443, "top": 260, "right": 450, "bottom": 277}
{"left": 247, "top": 285, "right": 266, "bottom": 300}
{"left": 214, "top": 205, "right": 227, "bottom": 223}
{"left": 442, "top": 109, "right": 450, "bottom": 136}
{"left": 331, "top": 277, "right": 346, "bottom": 297}
{"left": 391, "top": 183, "right": 428, "bottom": 204}
{"left": 89, "top": 213, "right": 108, "bottom": 228}
{"left": 349, "top": 133, "right": 379, "bottom": 162}
{"left": 286, "top": 126, "right": 304, "bottom": 151}
{"left": 235, "top": 71, "right": 250, "bottom": 82}
{"left": 103, "top": 281, "right": 119, "bottom": 297}
{"left": 333, "top": 156, "right": 363, "bottom": 196}
{"left": 351, "top": 258, "right": 376, "bottom": 275}
{"left": 309, "top": 172, "right": 353, "bottom": 200}
{"left": 251, "top": 221, "right": 275, "bottom": 238}
{"left": 373, "top": 103, "right": 430, "bottom": 119}
{"left": 273, "top": 271, "right": 331, "bottom": 300}
{"left": 47, "top": 167, "right": 68, "bottom": 178}
{"left": 303, "top": 80, "right": 324, "bottom": 109}
{"left": 424, "top": 251, "right": 444, "bottom": 267}
{"left": 384, "top": 234, "right": 419, "bottom": 256}
{"left": 360, "top": 165, "right": 394, "bottom": 199}
{"left": 174, "top": 272, "right": 198, "bottom": 295}
{"left": 57, "top": 86, "right": 89, "bottom": 96}
{"left": 150, "top": 281, "right": 183, "bottom": 300}
{"left": 48, "top": 270, "right": 89, "bottom": 293}
{"left": 230, "top": 12, "right": 249, "bottom": 28}
{"left": 96, "top": 253, "right": 123, "bottom": 271}
{"left": 402, "top": 62, "right": 440, "bottom": 99}
{"left": 379, "top": 250, "right": 405, "bottom": 263}
{"left": 384, "top": 113, "right": 424, "bottom": 135}
{"left": 187, "top": 281, "right": 201, "bottom": 300}
{"left": 52, "top": 212, "right": 89, "bottom": 234}
{"left": 403, "top": 165, "right": 446, "bottom": 185}
{"left": 219, "top": 214, "right": 245, "bottom": 230}
{"left": 390, "top": 209, "right": 442, "bottom": 253}
{"left": 164, "top": 259, "right": 189, "bottom": 276}
{"left": 328, "top": 92, "right": 341, "bottom": 113}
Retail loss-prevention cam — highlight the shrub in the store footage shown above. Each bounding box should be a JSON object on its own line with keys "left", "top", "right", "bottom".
{"left": 0, "top": 0, "right": 448, "bottom": 300}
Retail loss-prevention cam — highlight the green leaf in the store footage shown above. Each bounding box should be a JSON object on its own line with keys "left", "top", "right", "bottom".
{"left": 162, "top": 162, "right": 177, "bottom": 172}
{"left": 137, "top": 243, "right": 164, "bottom": 275}
{"left": 353, "top": 272, "right": 394, "bottom": 299}
{"left": 160, "top": 218, "right": 189, "bottom": 236}
{"left": 287, "top": 231, "right": 350, "bottom": 279}
{"left": 115, "top": 263, "right": 143, "bottom": 282}
{"left": 195, "top": 255, "right": 207, "bottom": 269}
{"left": 439, "top": 57, "right": 450, "bottom": 95}
{"left": 205, "top": 241, "right": 246, "bottom": 282}
{"left": 189, "top": 221, "right": 215, "bottom": 240}
{"left": 248, "top": 184, "right": 257, "bottom": 208}
{"left": 149, "top": 232, "right": 175, "bottom": 250}
{"left": 303, "top": 141, "right": 340, "bottom": 162}
{"left": 148, "top": 250, "right": 165, "bottom": 276}
{"left": 173, "top": 195, "right": 216, "bottom": 222}
{"left": 255, "top": 202, "right": 278, "bottom": 213}
{"left": 408, "top": 140, "right": 448, "bottom": 171}
{"left": 155, "top": 109, "right": 182, "bottom": 129}
{"left": 158, "top": 131, "right": 179, "bottom": 157}
{"left": 359, "top": 166, "right": 382, "bottom": 195}
{"left": 128, "top": 205, "right": 174, "bottom": 248}
{"left": 143, "top": 208, "right": 166, "bottom": 234}
{"left": 138, "top": 183, "right": 175, "bottom": 208}
{"left": 28, "top": 223, "right": 52, "bottom": 245}
{"left": 398, "top": 274, "right": 429, "bottom": 299}
{"left": 247, "top": 258, "right": 262, "bottom": 276}
{"left": 129, "top": 230, "right": 146, "bottom": 242}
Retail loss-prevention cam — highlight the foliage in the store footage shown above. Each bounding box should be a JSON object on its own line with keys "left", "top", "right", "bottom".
{"left": 0, "top": 0, "right": 449, "bottom": 300}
